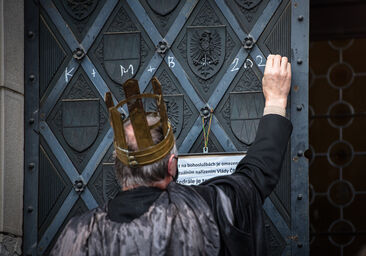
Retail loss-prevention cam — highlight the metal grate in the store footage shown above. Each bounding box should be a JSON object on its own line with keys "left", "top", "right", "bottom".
{"left": 309, "top": 38, "right": 366, "bottom": 256}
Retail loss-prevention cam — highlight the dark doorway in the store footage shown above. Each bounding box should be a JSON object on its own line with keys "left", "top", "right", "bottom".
{"left": 309, "top": 1, "right": 366, "bottom": 255}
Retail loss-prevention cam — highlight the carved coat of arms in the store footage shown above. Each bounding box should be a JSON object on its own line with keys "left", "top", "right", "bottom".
{"left": 62, "top": 0, "right": 98, "bottom": 20}
{"left": 102, "top": 163, "right": 120, "bottom": 201}
{"left": 146, "top": 94, "right": 184, "bottom": 138}
{"left": 234, "top": 0, "right": 262, "bottom": 9}
{"left": 62, "top": 98, "right": 99, "bottom": 152}
{"left": 164, "top": 95, "right": 184, "bottom": 138}
{"left": 230, "top": 92, "right": 264, "bottom": 145}
{"left": 147, "top": 0, "right": 180, "bottom": 16}
{"left": 187, "top": 26, "right": 226, "bottom": 80}
{"left": 103, "top": 32, "right": 140, "bottom": 84}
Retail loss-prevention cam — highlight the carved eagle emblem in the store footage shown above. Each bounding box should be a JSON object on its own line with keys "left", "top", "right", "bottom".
{"left": 187, "top": 26, "right": 226, "bottom": 80}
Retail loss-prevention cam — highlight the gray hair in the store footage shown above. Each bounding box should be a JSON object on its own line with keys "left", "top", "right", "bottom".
{"left": 114, "top": 115, "right": 177, "bottom": 188}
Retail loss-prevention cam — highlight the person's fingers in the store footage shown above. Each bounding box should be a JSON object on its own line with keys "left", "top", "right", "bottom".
{"left": 267, "top": 54, "right": 274, "bottom": 67}
{"left": 280, "top": 56, "right": 288, "bottom": 74}
{"left": 287, "top": 62, "right": 291, "bottom": 79}
{"left": 264, "top": 54, "right": 274, "bottom": 74}
{"left": 273, "top": 54, "right": 281, "bottom": 69}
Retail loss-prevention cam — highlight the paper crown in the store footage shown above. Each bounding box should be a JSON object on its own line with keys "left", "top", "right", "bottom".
{"left": 105, "top": 77, "right": 175, "bottom": 167}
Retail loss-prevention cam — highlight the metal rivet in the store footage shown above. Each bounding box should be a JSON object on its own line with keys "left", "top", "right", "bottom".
{"left": 297, "top": 194, "right": 303, "bottom": 200}
{"left": 156, "top": 40, "right": 169, "bottom": 56}
{"left": 29, "top": 74, "right": 35, "bottom": 81}
{"left": 296, "top": 105, "right": 303, "bottom": 111}
{"left": 27, "top": 206, "right": 34, "bottom": 212}
{"left": 29, "top": 118, "right": 35, "bottom": 124}
{"left": 27, "top": 31, "right": 34, "bottom": 38}
{"left": 243, "top": 35, "right": 256, "bottom": 50}
{"left": 298, "top": 15, "right": 304, "bottom": 21}
{"left": 297, "top": 243, "right": 303, "bottom": 248}
{"left": 201, "top": 106, "right": 211, "bottom": 118}
{"left": 29, "top": 162, "right": 35, "bottom": 169}
{"left": 297, "top": 59, "right": 303, "bottom": 65}
{"left": 297, "top": 150, "right": 303, "bottom": 157}
{"left": 74, "top": 179, "right": 85, "bottom": 192}
{"left": 72, "top": 48, "right": 85, "bottom": 60}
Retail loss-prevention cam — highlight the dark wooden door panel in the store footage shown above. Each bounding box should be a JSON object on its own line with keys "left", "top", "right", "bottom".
{"left": 24, "top": 0, "right": 309, "bottom": 255}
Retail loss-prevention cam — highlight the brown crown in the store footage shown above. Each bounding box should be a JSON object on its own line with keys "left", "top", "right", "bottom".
{"left": 105, "top": 77, "right": 175, "bottom": 167}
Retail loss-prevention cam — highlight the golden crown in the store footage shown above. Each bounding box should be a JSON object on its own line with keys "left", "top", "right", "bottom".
{"left": 105, "top": 77, "right": 175, "bottom": 167}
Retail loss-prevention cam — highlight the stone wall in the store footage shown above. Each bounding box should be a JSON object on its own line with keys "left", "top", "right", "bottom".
{"left": 0, "top": 233, "right": 22, "bottom": 256}
{"left": 0, "top": 0, "right": 24, "bottom": 254}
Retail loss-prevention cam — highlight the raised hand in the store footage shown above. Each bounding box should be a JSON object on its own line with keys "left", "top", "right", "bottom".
{"left": 262, "top": 54, "right": 291, "bottom": 109}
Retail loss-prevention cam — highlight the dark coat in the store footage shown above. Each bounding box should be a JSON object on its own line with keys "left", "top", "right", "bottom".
{"left": 194, "top": 114, "right": 293, "bottom": 255}
{"left": 51, "top": 114, "right": 292, "bottom": 256}
{"left": 51, "top": 182, "right": 220, "bottom": 256}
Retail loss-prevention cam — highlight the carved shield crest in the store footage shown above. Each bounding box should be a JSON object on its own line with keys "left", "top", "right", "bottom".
{"left": 147, "top": 0, "right": 180, "bottom": 16}
{"left": 187, "top": 26, "right": 226, "bottom": 80}
{"left": 103, "top": 32, "right": 140, "bottom": 84}
{"left": 234, "top": 0, "right": 262, "bottom": 10}
{"left": 230, "top": 92, "right": 264, "bottom": 145}
{"left": 62, "top": 99, "right": 99, "bottom": 152}
{"left": 146, "top": 94, "right": 184, "bottom": 138}
{"left": 62, "top": 0, "right": 98, "bottom": 21}
{"left": 165, "top": 95, "right": 184, "bottom": 138}
{"left": 102, "top": 163, "right": 120, "bottom": 201}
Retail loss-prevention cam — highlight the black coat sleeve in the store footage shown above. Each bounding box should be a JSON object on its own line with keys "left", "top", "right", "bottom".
{"left": 196, "top": 114, "right": 292, "bottom": 203}
{"left": 193, "top": 114, "right": 292, "bottom": 255}
{"left": 235, "top": 114, "right": 293, "bottom": 200}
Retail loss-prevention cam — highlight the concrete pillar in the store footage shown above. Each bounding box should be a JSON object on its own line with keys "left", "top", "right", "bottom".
{"left": 0, "top": 0, "right": 24, "bottom": 255}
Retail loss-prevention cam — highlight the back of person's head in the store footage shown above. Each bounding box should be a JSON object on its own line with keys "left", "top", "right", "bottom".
{"left": 114, "top": 114, "right": 177, "bottom": 188}
{"left": 106, "top": 77, "right": 177, "bottom": 188}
